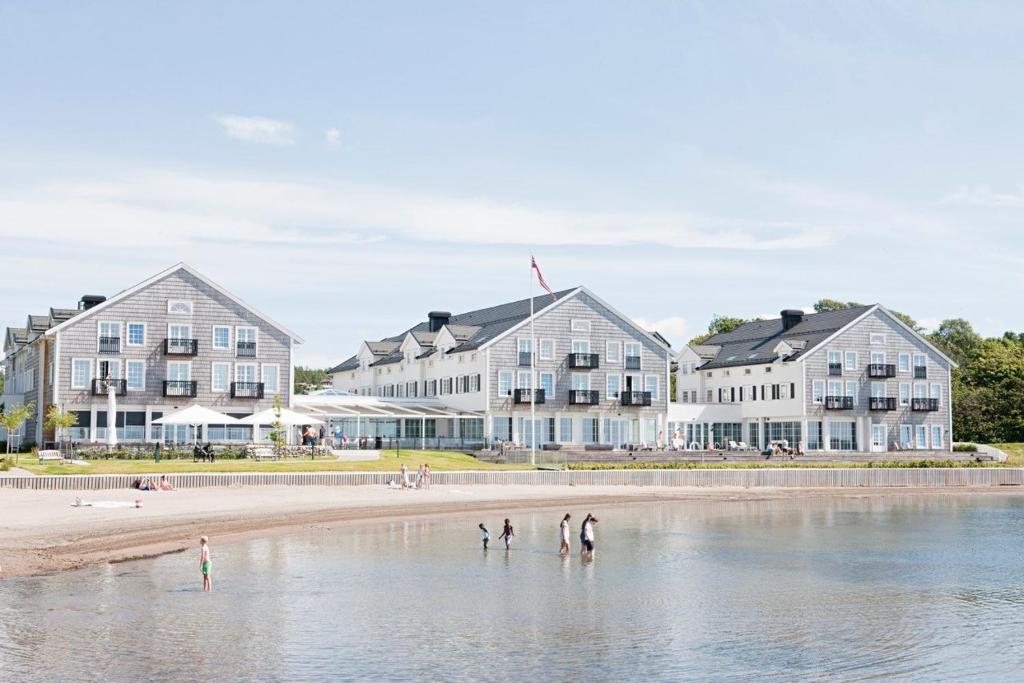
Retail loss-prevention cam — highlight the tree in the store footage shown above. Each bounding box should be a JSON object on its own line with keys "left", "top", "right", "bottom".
{"left": 44, "top": 405, "right": 78, "bottom": 454}
{"left": 929, "top": 318, "right": 984, "bottom": 366}
{"left": 689, "top": 315, "right": 749, "bottom": 345}
{"left": 268, "top": 394, "right": 286, "bottom": 452}
{"left": 1, "top": 402, "right": 36, "bottom": 464}
{"left": 813, "top": 298, "right": 920, "bottom": 331}
{"left": 294, "top": 366, "right": 331, "bottom": 395}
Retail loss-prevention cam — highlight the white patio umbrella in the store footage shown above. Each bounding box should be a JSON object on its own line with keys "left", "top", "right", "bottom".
{"left": 236, "top": 408, "right": 323, "bottom": 427}
{"left": 153, "top": 405, "right": 239, "bottom": 445}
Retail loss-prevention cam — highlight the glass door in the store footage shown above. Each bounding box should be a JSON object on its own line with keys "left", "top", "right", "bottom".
{"left": 871, "top": 424, "right": 886, "bottom": 452}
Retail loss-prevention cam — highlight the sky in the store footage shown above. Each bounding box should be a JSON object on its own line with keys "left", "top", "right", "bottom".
{"left": 2, "top": 1, "right": 1023, "bottom": 369}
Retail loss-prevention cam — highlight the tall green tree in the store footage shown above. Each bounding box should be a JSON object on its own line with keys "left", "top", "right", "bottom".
{"left": 44, "top": 404, "right": 78, "bottom": 453}
{"left": 928, "top": 318, "right": 983, "bottom": 366}
{"left": 1, "top": 402, "right": 36, "bottom": 464}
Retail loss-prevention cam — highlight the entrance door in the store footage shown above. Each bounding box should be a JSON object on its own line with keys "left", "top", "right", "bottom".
{"left": 871, "top": 424, "right": 887, "bottom": 453}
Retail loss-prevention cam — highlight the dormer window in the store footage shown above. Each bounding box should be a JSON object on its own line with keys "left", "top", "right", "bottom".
{"left": 167, "top": 300, "right": 193, "bottom": 316}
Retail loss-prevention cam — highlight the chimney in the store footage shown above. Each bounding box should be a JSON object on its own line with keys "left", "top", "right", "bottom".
{"left": 780, "top": 309, "right": 804, "bottom": 332}
{"left": 79, "top": 295, "right": 107, "bottom": 311}
{"left": 428, "top": 311, "right": 451, "bottom": 332}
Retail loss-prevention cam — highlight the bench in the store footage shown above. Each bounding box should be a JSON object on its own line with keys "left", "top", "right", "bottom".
{"left": 37, "top": 449, "right": 64, "bottom": 463}
{"left": 248, "top": 446, "right": 277, "bottom": 461}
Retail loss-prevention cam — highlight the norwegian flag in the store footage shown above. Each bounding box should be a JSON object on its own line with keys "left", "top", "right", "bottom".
{"left": 531, "top": 256, "right": 556, "bottom": 301}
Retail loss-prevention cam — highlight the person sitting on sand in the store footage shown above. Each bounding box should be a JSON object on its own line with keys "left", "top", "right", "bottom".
{"left": 159, "top": 475, "right": 174, "bottom": 491}
{"left": 138, "top": 478, "right": 156, "bottom": 491}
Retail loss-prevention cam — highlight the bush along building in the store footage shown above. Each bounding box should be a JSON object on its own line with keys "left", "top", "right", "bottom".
{"left": 671, "top": 306, "right": 956, "bottom": 453}
{"left": 329, "top": 287, "right": 672, "bottom": 448}
{"left": 1, "top": 263, "right": 302, "bottom": 447}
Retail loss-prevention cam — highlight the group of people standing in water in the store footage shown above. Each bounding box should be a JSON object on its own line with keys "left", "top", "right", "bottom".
{"left": 479, "top": 513, "right": 598, "bottom": 557}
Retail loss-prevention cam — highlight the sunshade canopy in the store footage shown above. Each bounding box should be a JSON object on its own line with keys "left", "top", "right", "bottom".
{"left": 152, "top": 405, "right": 240, "bottom": 425}
{"left": 236, "top": 408, "right": 323, "bottom": 426}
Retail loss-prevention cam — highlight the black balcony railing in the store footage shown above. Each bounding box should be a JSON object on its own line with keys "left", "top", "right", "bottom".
{"left": 231, "top": 381, "right": 265, "bottom": 399}
{"left": 568, "top": 389, "right": 599, "bottom": 405}
{"left": 869, "top": 396, "right": 897, "bottom": 411}
{"left": 236, "top": 341, "right": 257, "bottom": 358}
{"left": 517, "top": 351, "right": 532, "bottom": 367}
{"left": 914, "top": 366, "right": 928, "bottom": 379}
{"left": 620, "top": 391, "right": 652, "bottom": 407}
{"left": 98, "top": 336, "right": 121, "bottom": 354}
{"left": 164, "top": 338, "right": 199, "bottom": 356}
{"left": 91, "top": 378, "right": 126, "bottom": 396}
{"left": 568, "top": 353, "right": 600, "bottom": 369}
{"left": 625, "top": 356, "right": 641, "bottom": 370}
{"left": 828, "top": 362, "right": 843, "bottom": 376}
{"left": 868, "top": 364, "right": 897, "bottom": 378}
{"left": 163, "top": 380, "right": 198, "bottom": 397}
{"left": 513, "top": 388, "right": 545, "bottom": 405}
{"left": 912, "top": 397, "right": 939, "bottom": 411}
{"left": 824, "top": 395, "right": 854, "bottom": 410}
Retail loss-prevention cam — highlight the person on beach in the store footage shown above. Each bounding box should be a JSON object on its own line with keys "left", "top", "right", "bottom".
{"left": 199, "top": 536, "right": 211, "bottom": 592}
{"left": 559, "top": 513, "right": 572, "bottom": 555}
{"left": 479, "top": 523, "right": 489, "bottom": 550}
{"left": 498, "top": 518, "right": 514, "bottom": 550}
{"left": 416, "top": 464, "right": 425, "bottom": 489}
{"left": 423, "top": 464, "right": 431, "bottom": 489}
{"left": 400, "top": 463, "right": 413, "bottom": 489}
{"left": 580, "top": 514, "right": 597, "bottom": 557}
{"left": 158, "top": 475, "right": 173, "bottom": 491}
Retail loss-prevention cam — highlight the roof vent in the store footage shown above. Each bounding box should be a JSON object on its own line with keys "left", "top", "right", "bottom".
{"left": 780, "top": 309, "right": 804, "bottom": 332}
{"left": 428, "top": 311, "right": 451, "bottom": 333}
{"left": 79, "top": 295, "right": 107, "bottom": 311}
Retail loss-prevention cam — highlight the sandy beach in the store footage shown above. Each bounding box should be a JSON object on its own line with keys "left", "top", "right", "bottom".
{"left": 2, "top": 484, "right": 1021, "bottom": 580}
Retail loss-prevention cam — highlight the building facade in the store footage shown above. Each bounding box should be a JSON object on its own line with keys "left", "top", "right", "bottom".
{"left": 672, "top": 306, "right": 956, "bottom": 453}
{"left": 330, "top": 287, "right": 672, "bottom": 447}
{"left": 1, "top": 263, "right": 302, "bottom": 446}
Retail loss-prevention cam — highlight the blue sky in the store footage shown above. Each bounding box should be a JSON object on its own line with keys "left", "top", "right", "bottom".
{"left": 2, "top": 1, "right": 1022, "bottom": 367}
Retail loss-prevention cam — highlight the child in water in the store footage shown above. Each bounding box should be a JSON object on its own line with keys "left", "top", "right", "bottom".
{"left": 498, "top": 518, "right": 514, "bottom": 550}
{"left": 199, "top": 536, "right": 212, "bottom": 592}
{"left": 479, "top": 523, "right": 489, "bottom": 550}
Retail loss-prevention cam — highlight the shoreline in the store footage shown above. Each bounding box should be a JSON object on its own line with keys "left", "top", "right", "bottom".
{"left": 3, "top": 485, "right": 1023, "bottom": 581}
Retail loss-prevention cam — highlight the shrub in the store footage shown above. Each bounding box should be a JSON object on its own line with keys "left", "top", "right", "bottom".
{"left": 953, "top": 443, "right": 979, "bottom": 452}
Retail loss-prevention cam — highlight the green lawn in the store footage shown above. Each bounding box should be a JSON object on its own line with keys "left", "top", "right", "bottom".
{"left": 992, "top": 443, "right": 1024, "bottom": 467}
{"left": 14, "top": 450, "right": 534, "bottom": 475}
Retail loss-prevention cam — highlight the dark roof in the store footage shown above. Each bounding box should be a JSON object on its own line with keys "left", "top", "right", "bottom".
{"left": 27, "top": 315, "right": 50, "bottom": 333}
{"left": 329, "top": 288, "right": 578, "bottom": 371}
{"left": 5, "top": 327, "right": 29, "bottom": 347}
{"left": 49, "top": 308, "right": 80, "bottom": 324}
{"left": 697, "top": 306, "right": 874, "bottom": 370}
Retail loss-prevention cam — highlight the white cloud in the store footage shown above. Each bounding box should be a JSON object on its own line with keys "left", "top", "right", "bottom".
{"left": 943, "top": 184, "right": 1024, "bottom": 207}
{"left": 215, "top": 115, "right": 294, "bottom": 145}
{"left": 325, "top": 128, "right": 341, "bottom": 145}
{"left": 633, "top": 316, "right": 687, "bottom": 346}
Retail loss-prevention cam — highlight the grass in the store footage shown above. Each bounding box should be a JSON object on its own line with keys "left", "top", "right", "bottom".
{"left": 992, "top": 443, "right": 1024, "bottom": 467}
{"left": 14, "top": 450, "right": 535, "bottom": 475}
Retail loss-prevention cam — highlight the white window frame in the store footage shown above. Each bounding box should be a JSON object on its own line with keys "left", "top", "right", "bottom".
{"left": 212, "top": 326, "right": 231, "bottom": 351}
{"left": 516, "top": 370, "right": 532, "bottom": 389}
{"left": 497, "top": 371, "right": 513, "bottom": 397}
{"left": 870, "top": 351, "right": 886, "bottom": 365}
{"left": 844, "top": 351, "right": 858, "bottom": 371}
{"left": 235, "top": 362, "right": 258, "bottom": 383}
{"left": 125, "top": 360, "right": 146, "bottom": 392}
{"left": 931, "top": 425, "right": 943, "bottom": 449}
{"left": 96, "top": 358, "right": 122, "bottom": 380}
{"left": 898, "top": 353, "right": 910, "bottom": 373}
{"left": 96, "top": 321, "right": 123, "bottom": 351}
{"left": 899, "top": 382, "right": 911, "bottom": 406}
{"left": 571, "top": 373, "right": 590, "bottom": 391}
{"left": 570, "top": 319, "right": 591, "bottom": 334}
{"left": 625, "top": 342, "right": 642, "bottom": 370}
{"left": 606, "top": 373, "right": 621, "bottom": 399}
{"left": 915, "top": 424, "right": 927, "bottom": 449}
{"left": 538, "top": 339, "right": 554, "bottom": 361}
{"left": 262, "top": 363, "right": 280, "bottom": 395}
{"left": 517, "top": 337, "right": 533, "bottom": 354}
{"left": 644, "top": 374, "right": 659, "bottom": 400}
{"left": 899, "top": 424, "right": 912, "bottom": 449}
{"left": 812, "top": 380, "right": 824, "bottom": 404}
{"left": 828, "top": 380, "right": 842, "bottom": 396}
{"left": 606, "top": 341, "right": 621, "bottom": 364}
{"left": 827, "top": 350, "right": 842, "bottom": 365}
{"left": 845, "top": 381, "right": 857, "bottom": 401}
{"left": 167, "top": 299, "right": 194, "bottom": 316}
{"left": 929, "top": 383, "right": 941, "bottom": 404}
{"left": 870, "top": 333, "right": 886, "bottom": 345}
{"left": 235, "top": 326, "right": 258, "bottom": 357}
{"left": 211, "top": 362, "right": 231, "bottom": 393}
{"left": 71, "top": 358, "right": 93, "bottom": 390}
{"left": 571, "top": 339, "right": 590, "bottom": 354}
{"left": 870, "top": 381, "right": 886, "bottom": 398}
{"left": 166, "top": 360, "right": 191, "bottom": 382}
{"left": 913, "top": 353, "right": 927, "bottom": 370}
{"left": 126, "top": 322, "right": 147, "bottom": 347}
{"left": 539, "top": 371, "right": 554, "bottom": 397}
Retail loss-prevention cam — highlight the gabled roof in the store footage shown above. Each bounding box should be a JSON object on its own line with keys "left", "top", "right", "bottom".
{"left": 43, "top": 263, "right": 303, "bottom": 343}
{"left": 27, "top": 315, "right": 50, "bottom": 333}
{"left": 330, "top": 355, "right": 360, "bottom": 373}
{"left": 366, "top": 341, "right": 400, "bottom": 355}
{"left": 49, "top": 308, "right": 80, "bottom": 326}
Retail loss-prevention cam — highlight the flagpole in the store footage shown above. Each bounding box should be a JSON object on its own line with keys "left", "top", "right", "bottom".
{"left": 530, "top": 258, "right": 536, "bottom": 467}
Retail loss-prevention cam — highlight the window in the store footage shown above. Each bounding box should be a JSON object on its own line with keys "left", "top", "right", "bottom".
{"left": 235, "top": 363, "right": 257, "bottom": 385}
{"left": 168, "top": 323, "right": 192, "bottom": 342}
{"left": 806, "top": 421, "right": 823, "bottom": 450}
{"left": 931, "top": 425, "right": 943, "bottom": 449}
{"left": 625, "top": 342, "right": 641, "bottom": 369}
{"left": 492, "top": 417, "right": 511, "bottom": 442}
{"left": 559, "top": 417, "right": 573, "bottom": 444}
{"left": 498, "top": 371, "right": 513, "bottom": 397}
{"left": 71, "top": 358, "right": 92, "bottom": 389}
{"left": 97, "top": 358, "right": 121, "bottom": 380}
{"left": 870, "top": 351, "right": 885, "bottom": 365}
{"left": 844, "top": 351, "right": 857, "bottom": 371}
{"left": 898, "top": 353, "right": 910, "bottom": 373}
{"left": 870, "top": 333, "right": 886, "bottom": 345}
{"left": 606, "top": 374, "right": 621, "bottom": 399}
{"left": 97, "top": 321, "right": 122, "bottom": 351}
{"left": 167, "top": 360, "right": 190, "bottom": 382}
{"left": 899, "top": 383, "right": 911, "bottom": 406}
{"left": 571, "top": 340, "right": 590, "bottom": 354}
{"left": 539, "top": 339, "right": 554, "bottom": 361}
{"left": 913, "top": 383, "right": 927, "bottom": 399}
{"left": 930, "top": 383, "right": 941, "bottom": 404}
{"left": 126, "top": 360, "right": 146, "bottom": 391}
{"left": 812, "top": 380, "right": 824, "bottom": 404}
{"left": 829, "top": 421, "right": 857, "bottom": 450}
{"left": 167, "top": 300, "right": 193, "bottom": 315}
{"left": 845, "top": 381, "right": 857, "bottom": 402}
{"left": 571, "top": 373, "right": 590, "bottom": 391}
{"left": 472, "top": 374, "right": 481, "bottom": 392}
{"left": 236, "top": 327, "right": 257, "bottom": 356}
{"left": 916, "top": 425, "right": 927, "bottom": 449}
{"left": 212, "top": 362, "right": 231, "bottom": 392}
{"left": 645, "top": 375, "right": 659, "bottom": 399}
{"left": 126, "top": 323, "right": 146, "bottom": 346}
{"left": 870, "top": 381, "right": 886, "bottom": 398}
{"left": 263, "top": 364, "right": 280, "bottom": 394}
{"left": 898, "top": 425, "right": 912, "bottom": 448}
{"left": 571, "top": 319, "right": 591, "bottom": 334}
{"left": 582, "top": 418, "right": 599, "bottom": 443}
{"left": 828, "top": 380, "right": 842, "bottom": 397}
{"left": 516, "top": 371, "right": 532, "bottom": 389}
{"left": 606, "top": 341, "right": 621, "bottom": 363}
{"left": 913, "top": 354, "right": 927, "bottom": 368}
{"left": 213, "top": 326, "right": 231, "bottom": 350}
{"left": 540, "top": 372, "right": 554, "bottom": 397}
{"left": 681, "top": 391, "right": 689, "bottom": 403}
{"left": 828, "top": 350, "right": 842, "bottom": 366}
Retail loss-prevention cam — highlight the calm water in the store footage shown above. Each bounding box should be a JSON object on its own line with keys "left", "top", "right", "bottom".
{"left": 4, "top": 494, "right": 1024, "bottom": 682}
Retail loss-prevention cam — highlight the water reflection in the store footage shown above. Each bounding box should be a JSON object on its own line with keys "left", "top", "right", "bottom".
{"left": 4, "top": 494, "right": 1024, "bottom": 681}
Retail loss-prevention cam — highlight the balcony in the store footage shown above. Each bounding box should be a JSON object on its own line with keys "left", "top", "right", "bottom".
{"left": 912, "top": 397, "right": 939, "bottom": 412}
{"left": 98, "top": 336, "right": 121, "bottom": 354}
{"left": 231, "top": 382, "right": 265, "bottom": 399}
{"left": 517, "top": 351, "right": 532, "bottom": 367}
{"left": 163, "top": 380, "right": 198, "bottom": 398}
{"left": 620, "top": 391, "right": 652, "bottom": 407}
{"left": 236, "top": 341, "right": 257, "bottom": 358}
{"left": 869, "top": 396, "right": 897, "bottom": 411}
{"left": 568, "top": 389, "right": 599, "bottom": 405}
{"left": 513, "top": 388, "right": 545, "bottom": 405}
{"left": 868, "top": 364, "right": 897, "bottom": 378}
{"left": 914, "top": 366, "right": 928, "bottom": 379}
{"left": 824, "top": 395, "right": 854, "bottom": 410}
{"left": 625, "top": 356, "right": 641, "bottom": 370}
{"left": 828, "top": 362, "right": 843, "bottom": 376}
{"left": 568, "top": 353, "right": 599, "bottom": 369}
{"left": 164, "top": 338, "right": 199, "bottom": 356}
{"left": 91, "top": 378, "right": 126, "bottom": 396}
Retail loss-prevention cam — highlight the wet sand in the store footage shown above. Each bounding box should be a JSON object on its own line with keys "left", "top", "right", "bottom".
{"left": 2, "top": 484, "right": 1021, "bottom": 579}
